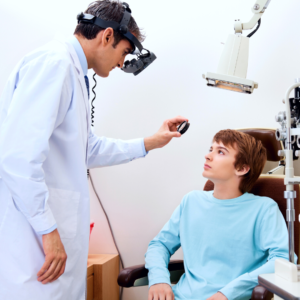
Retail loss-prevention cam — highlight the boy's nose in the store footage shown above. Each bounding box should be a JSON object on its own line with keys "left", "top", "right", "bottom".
{"left": 205, "top": 153, "right": 212, "bottom": 161}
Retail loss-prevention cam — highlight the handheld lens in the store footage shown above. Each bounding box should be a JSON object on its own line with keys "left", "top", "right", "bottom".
{"left": 177, "top": 121, "right": 190, "bottom": 135}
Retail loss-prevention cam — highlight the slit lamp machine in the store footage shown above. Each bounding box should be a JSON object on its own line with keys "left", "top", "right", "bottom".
{"left": 203, "top": 0, "right": 300, "bottom": 299}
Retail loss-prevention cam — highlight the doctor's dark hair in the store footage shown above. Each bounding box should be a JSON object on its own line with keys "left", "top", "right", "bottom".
{"left": 213, "top": 130, "right": 267, "bottom": 194}
{"left": 74, "top": 0, "right": 145, "bottom": 47}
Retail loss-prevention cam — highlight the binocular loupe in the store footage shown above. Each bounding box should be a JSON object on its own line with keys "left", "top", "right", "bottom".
{"left": 77, "top": 2, "right": 156, "bottom": 76}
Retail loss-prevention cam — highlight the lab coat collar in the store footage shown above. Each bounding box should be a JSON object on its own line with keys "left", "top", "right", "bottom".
{"left": 68, "top": 36, "right": 88, "bottom": 76}
{"left": 61, "top": 39, "right": 91, "bottom": 131}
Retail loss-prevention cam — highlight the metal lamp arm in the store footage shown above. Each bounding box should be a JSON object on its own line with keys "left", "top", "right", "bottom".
{"left": 234, "top": 0, "right": 272, "bottom": 34}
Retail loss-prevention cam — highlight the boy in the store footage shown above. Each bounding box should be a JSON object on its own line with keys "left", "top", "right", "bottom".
{"left": 145, "top": 129, "right": 289, "bottom": 300}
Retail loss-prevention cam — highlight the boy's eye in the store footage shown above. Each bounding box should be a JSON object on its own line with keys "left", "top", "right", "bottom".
{"left": 218, "top": 150, "right": 224, "bottom": 155}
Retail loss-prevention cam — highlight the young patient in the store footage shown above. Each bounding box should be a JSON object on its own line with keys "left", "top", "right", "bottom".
{"left": 145, "top": 129, "right": 289, "bottom": 300}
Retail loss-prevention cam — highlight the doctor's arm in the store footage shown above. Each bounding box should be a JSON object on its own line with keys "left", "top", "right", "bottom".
{"left": 87, "top": 116, "right": 188, "bottom": 169}
{"left": 145, "top": 199, "right": 184, "bottom": 300}
{"left": 0, "top": 58, "right": 71, "bottom": 283}
{"left": 208, "top": 202, "right": 290, "bottom": 300}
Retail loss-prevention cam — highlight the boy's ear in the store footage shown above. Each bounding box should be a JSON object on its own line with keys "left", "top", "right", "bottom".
{"left": 235, "top": 165, "right": 250, "bottom": 177}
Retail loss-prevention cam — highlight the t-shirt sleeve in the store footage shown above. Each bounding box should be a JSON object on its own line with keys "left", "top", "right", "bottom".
{"left": 145, "top": 196, "right": 187, "bottom": 287}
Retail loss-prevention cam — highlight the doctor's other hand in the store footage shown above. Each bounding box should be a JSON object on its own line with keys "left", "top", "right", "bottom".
{"left": 144, "top": 116, "right": 189, "bottom": 152}
{"left": 206, "top": 292, "right": 228, "bottom": 300}
{"left": 148, "top": 283, "right": 175, "bottom": 300}
{"left": 37, "top": 229, "right": 67, "bottom": 284}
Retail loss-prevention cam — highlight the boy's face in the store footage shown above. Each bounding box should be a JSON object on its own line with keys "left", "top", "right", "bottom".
{"left": 202, "top": 141, "right": 245, "bottom": 182}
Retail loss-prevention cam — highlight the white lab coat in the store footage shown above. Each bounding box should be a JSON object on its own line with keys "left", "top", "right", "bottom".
{"left": 0, "top": 39, "right": 145, "bottom": 299}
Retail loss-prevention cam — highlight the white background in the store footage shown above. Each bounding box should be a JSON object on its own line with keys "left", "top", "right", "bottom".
{"left": 1, "top": 0, "right": 300, "bottom": 299}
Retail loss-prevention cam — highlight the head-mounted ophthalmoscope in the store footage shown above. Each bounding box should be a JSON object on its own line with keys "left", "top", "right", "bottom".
{"left": 77, "top": 2, "right": 156, "bottom": 76}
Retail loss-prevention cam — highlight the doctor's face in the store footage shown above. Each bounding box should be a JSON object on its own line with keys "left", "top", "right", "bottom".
{"left": 202, "top": 141, "right": 239, "bottom": 183}
{"left": 92, "top": 30, "right": 132, "bottom": 77}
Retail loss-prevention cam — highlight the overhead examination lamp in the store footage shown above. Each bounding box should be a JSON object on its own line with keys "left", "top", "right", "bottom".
{"left": 77, "top": 2, "right": 156, "bottom": 76}
{"left": 203, "top": 0, "right": 272, "bottom": 94}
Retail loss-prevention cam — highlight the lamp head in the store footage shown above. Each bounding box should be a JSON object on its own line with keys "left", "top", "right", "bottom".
{"left": 203, "top": 34, "right": 258, "bottom": 94}
{"left": 203, "top": 72, "right": 258, "bottom": 94}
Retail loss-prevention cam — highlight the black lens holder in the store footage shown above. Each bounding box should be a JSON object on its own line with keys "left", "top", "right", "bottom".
{"left": 177, "top": 121, "right": 190, "bottom": 135}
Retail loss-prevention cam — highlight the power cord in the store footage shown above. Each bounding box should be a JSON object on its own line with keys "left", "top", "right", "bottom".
{"left": 88, "top": 74, "right": 124, "bottom": 300}
{"left": 247, "top": 19, "right": 261, "bottom": 38}
{"left": 89, "top": 172, "right": 124, "bottom": 300}
{"left": 87, "top": 73, "right": 97, "bottom": 178}
{"left": 91, "top": 73, "right": 97, "bottom": 127}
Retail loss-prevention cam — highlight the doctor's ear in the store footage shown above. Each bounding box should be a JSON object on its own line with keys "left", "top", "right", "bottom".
{"left": 102, "top": 28, "right": 114, "bottom": 45}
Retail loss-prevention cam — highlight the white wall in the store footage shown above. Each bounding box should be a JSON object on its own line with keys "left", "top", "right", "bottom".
{"left": 1, "top": 0, "right": 300, "bottom": 299}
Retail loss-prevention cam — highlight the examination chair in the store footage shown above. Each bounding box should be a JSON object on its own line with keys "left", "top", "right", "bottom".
{"left": 118, "top": 129, "right": 300, "bottom": 300}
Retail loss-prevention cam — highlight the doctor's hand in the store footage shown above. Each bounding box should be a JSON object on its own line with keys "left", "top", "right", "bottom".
{"left": 37, "top": 229, "right": 67, "bottom": 284}
{"left": 148, "top": 283, "right": 175, "bottom": 300}
{"left": 206, "top": 292, "right": 228, "bottom": 300}
{"left": 144, "top": 116, "right": 189, "bottom": 152}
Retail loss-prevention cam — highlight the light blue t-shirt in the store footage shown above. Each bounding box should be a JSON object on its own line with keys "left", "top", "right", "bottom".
{"left": 145, "top": 190, "right": 291, "bottom": 300}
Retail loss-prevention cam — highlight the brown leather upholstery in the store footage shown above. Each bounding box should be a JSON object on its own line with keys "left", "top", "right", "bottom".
{"left": 118, "top": 260, "right": 184, "bottom": 288}
{"left": 203, "top": 177, "right": 300, "bottom": 257}
{"left": 238, "top": 129, "right": 283, "bottom": 162}
{"left": 251, "top": 285, "right": 273, "bottom": 300}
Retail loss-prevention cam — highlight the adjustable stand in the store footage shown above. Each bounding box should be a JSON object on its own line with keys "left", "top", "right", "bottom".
{"left": 259, "top": 82, "right": 300, "bottom": 300}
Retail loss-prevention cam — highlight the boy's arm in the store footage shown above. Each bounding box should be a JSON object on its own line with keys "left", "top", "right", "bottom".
{"left": 216, "top": 202, "right": 290, "bottom": 300}
{"left": 145, "top": 199, "right": 185, "bottom": 288}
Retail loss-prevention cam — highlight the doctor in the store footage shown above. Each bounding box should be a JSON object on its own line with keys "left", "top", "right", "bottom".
{"left": 0, "top": 1, "right": 188, "bottom": 299}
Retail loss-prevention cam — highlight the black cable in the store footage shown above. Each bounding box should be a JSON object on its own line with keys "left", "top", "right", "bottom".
{"left": 87, "top": 74, "right": 97, "bottom": 177}
{"left": 88, "top": 74, "right": 124, "bottom": 299}
{"left": 91, "top": 73, "right": 97, "bottom": 127}
{"left": 89, "top": 171, "right": 124, "bottom": 300}
{"left": 247, "top": 19, "right": 261, "bottom": 38}
{"left": 87, "top": 73, "right": 98, "bottom": 177}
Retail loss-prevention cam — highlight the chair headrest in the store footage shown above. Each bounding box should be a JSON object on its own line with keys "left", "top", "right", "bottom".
{"left": 238, "top": 128, "right": 283, "bottom": 162}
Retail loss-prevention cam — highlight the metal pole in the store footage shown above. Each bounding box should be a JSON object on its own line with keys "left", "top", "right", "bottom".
{"left": 285, "top": 191, "right": 296, "bottom": 263}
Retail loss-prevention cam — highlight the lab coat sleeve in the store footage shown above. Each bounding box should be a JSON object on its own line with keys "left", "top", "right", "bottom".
{"left": 145, "top": 198, "right": 184, "bottom": 288}
{"left": 219, "top": 201, "right": 291, "bottom": 300}
{"left": 87, "top": 129, "right": 147, "bottom": 169}
{"left": 0, "top": 57, "right": 72, "bottom": 234}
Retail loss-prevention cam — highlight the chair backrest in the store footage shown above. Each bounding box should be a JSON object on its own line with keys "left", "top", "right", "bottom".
{"left": 203, "top": 175, "right": 300, "bottom": 258}
{"left": 237, "top": 128, "right": 283, "bottom": 162}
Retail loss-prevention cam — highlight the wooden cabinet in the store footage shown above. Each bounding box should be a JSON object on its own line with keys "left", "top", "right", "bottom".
{"left": 87, "top": 254, "right": 120, "bottom": 300}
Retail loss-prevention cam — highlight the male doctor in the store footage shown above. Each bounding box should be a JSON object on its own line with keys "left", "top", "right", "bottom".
{"left": 0, "top": 1, "right": 188, "bottom": 299}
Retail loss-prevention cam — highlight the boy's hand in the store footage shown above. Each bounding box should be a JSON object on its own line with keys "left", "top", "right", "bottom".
{"left": 206, "top": 292, "right": 228, "bottom": 300}
{"left": 148, "top": 283, "right": 174, "bottom": 300}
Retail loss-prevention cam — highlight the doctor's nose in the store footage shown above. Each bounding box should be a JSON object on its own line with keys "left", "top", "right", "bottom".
{"left": 117, "top": 57, "right": 126, "bottom": 69}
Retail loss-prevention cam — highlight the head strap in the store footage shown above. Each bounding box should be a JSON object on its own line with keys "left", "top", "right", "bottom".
{"left": 77, "top": 2, "right": 143, "bottom": 53}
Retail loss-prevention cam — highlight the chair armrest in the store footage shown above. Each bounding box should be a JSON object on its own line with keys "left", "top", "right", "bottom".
{"left": 251, "top": 285, "right": 273, "bottom": 300}
{"left": 118, "top": 260, "right": 184, "bottom": 288}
